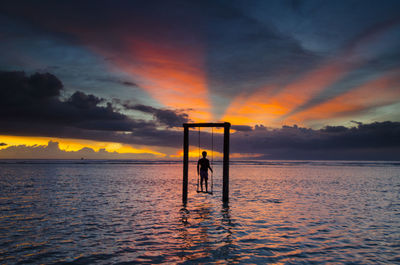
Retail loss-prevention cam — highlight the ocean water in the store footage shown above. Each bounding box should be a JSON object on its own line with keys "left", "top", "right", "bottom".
{"left": 0, "top": 160, "right": 399, "bottom": 264}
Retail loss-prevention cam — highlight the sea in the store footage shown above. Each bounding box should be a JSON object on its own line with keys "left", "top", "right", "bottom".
{"left": 0, "top": 160, "right": 399, "bottom": 264}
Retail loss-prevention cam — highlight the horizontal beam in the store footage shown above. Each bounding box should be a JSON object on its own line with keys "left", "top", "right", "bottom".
{"left": 183, "top": 122, "right": 231, "bottom": 128}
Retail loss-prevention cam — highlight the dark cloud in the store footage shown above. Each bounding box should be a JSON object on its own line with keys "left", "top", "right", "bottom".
{"left": 254, "top": 124, "right": 267, "bottom": 131}
{"left": 231, "top": 125, "right": 253, "bottom": 132}
{"left": 0, "top": 143, "right": 7, "bottom": 146}
{"left": 0, "top": 71, "right": 62, "bottom": 102}
{"left": 0, "top": 71, "right": 183, "bottom": 147}
{"left": 0, "top": 71, "right": 151, "bottom": 132}
{"left": 230, "top": 121, "right": 400, "bottom": 160}
{"left": 122, "top": 81, "right": 137, "bottom": 87}
{"left": 95, "top": 77, "right": 138, "bottom": 87}
{"left": 67, "top": 91, "right": 103, "bottom": 109}
{"left": 124, "top": 103, "right": 191, "bottom": 128}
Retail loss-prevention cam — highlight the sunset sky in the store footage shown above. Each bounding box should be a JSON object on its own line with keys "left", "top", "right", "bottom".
{"left": 0, "top": 0, "right": 399, "bottom": 160}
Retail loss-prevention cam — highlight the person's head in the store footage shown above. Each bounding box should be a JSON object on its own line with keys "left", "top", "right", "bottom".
{"left": 202, "top": 151, "right": 207, "bottom": 158}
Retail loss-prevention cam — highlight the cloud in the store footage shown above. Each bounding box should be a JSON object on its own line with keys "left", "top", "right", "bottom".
{"left": 0, "top": 141, "right": 160, "bottom": 159}
{"left": 0, "top": 71, "right": 399, "bottom": 160}
{"left": 121, "top": 81, "right": 137, "bottom": 87}
{"left": 0, "top": 71, "right": 153, "bottom": 131}
{"left": 123, "top": 103, "right": 191, "bottom": 128}
{"left": 2, "top": 0, "right": 400, "bottom": 124}
{"left": 67, "top": 91, "right": 103, "bottom": 109}
{"left": 204, "top": 1, "right": 322, "bottom": 116}
{"left": 282, "top": 70, "right": 400, "bottom": 125}
{"left": 0, "top": 71, "right": 62, "bottom": 100}
{"left": 0, "top": 71, "right": 184, "bottom": 147}
{"left": 0, "top": 143, "right": 7, "bottom": 146}
{"left": 231, "top": 125, "right": 253, "bottom": 132}
{"left": 0, "top": 0, "right": 321, "bottom": 119}
{"left": 279, "top": 18, "right": 400, "bottom": 120}
{"left": 230, "top": 121, "right": 400, "bottom": 160}
{"left": 95, "top": 77, "right": 138, "bottom": 87}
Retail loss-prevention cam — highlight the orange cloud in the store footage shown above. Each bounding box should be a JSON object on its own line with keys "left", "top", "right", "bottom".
{"left": 273, "top": 59, "right": 356, "bottom": 113}
{"left": 221, "top": 20, "right": 400, "bottom": 127}
{"left": 286, "top": 70, "right": 400, "bottom": 124}
{"left": 221, "top": 86, "right": 285, "bottom": 126}
{"left": 222, "top": 57, "right": 360, "bottom": 126}
{"left": 108, "top": 37, "right": 212, "bottom": 122}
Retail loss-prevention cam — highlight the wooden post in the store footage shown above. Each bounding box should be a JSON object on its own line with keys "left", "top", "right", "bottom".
{"left": 182, "top": 126, "right": 189, "bottom": 204}
{"left": 223, "top": 123, "right": 230, "bottom": 203}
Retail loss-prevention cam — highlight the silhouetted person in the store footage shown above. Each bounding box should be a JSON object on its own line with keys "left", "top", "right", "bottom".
{"left": 197, "top": 151, "right": 213, "bottom": 192}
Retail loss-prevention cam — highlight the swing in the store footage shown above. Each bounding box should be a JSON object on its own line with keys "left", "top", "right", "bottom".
{"left": 182, "top": 122, "right": 230, "bottom": 204}
{"left": 196, "top": 127, "right": 214, "bottom": 195}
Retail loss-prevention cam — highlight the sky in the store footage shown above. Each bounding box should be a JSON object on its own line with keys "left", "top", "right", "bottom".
{"left": 0, "top": 0, "right": 399, "bottom": 160}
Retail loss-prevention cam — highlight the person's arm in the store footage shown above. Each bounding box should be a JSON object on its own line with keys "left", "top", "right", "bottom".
{"left": 197, "top": 160, "right": 200, "bottom": 175}
{"left": 208, "top": 160, "right": 213, "bottom": 173}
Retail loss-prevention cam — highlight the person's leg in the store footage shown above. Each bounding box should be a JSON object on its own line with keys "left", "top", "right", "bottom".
{"left": 205, "top": 177, "right": 208, "bottom": 192}
{"left": 200, "top": 176, "right": 204, "bottom": 191}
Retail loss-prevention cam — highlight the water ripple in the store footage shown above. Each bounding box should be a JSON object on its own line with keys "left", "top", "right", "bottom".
{"left": 0, "top": 162, "right": 399, "bottom": 264}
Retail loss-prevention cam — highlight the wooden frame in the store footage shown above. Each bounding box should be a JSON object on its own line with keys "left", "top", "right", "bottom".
{"left": 182, "top": 122, "right": 231, "bottom": 204}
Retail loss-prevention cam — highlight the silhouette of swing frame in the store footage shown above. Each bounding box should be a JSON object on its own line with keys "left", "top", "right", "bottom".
{"left": 182, "top": 122, "right": 231, "bottom": 204}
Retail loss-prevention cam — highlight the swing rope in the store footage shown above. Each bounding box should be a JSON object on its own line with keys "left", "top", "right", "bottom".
{"left": 196, "top": 126, "right": 214, "bottom": 195}
{"left": 210, "top": 127, "right": 214, "bottom": 194}
{"left": 196, "top": 127, "right": 200, "bottom": 192}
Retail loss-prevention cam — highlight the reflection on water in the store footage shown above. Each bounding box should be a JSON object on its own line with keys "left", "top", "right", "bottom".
{"left": 0, "top": 161, "right": 399, "bottom": 264}
{"left": 178, "top": 201, "right": 236, "bottom": 263}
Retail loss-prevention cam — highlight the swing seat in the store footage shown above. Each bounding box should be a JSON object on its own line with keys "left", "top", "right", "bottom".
{"left": 196, "top": 190, "right": 213, "bottom": 194}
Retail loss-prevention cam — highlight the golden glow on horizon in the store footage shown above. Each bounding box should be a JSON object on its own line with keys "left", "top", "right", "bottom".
{"left": 0, "top": 135, "right": 166, "bottom": 156}
{"left": 171, "top": 148, "right": 223, "bottom": 159}
{"left": 170, "top": 148, "right": 263, "bottom": 159}
{"left": 0, "top": 135, "right": 264, "bottom": 159}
